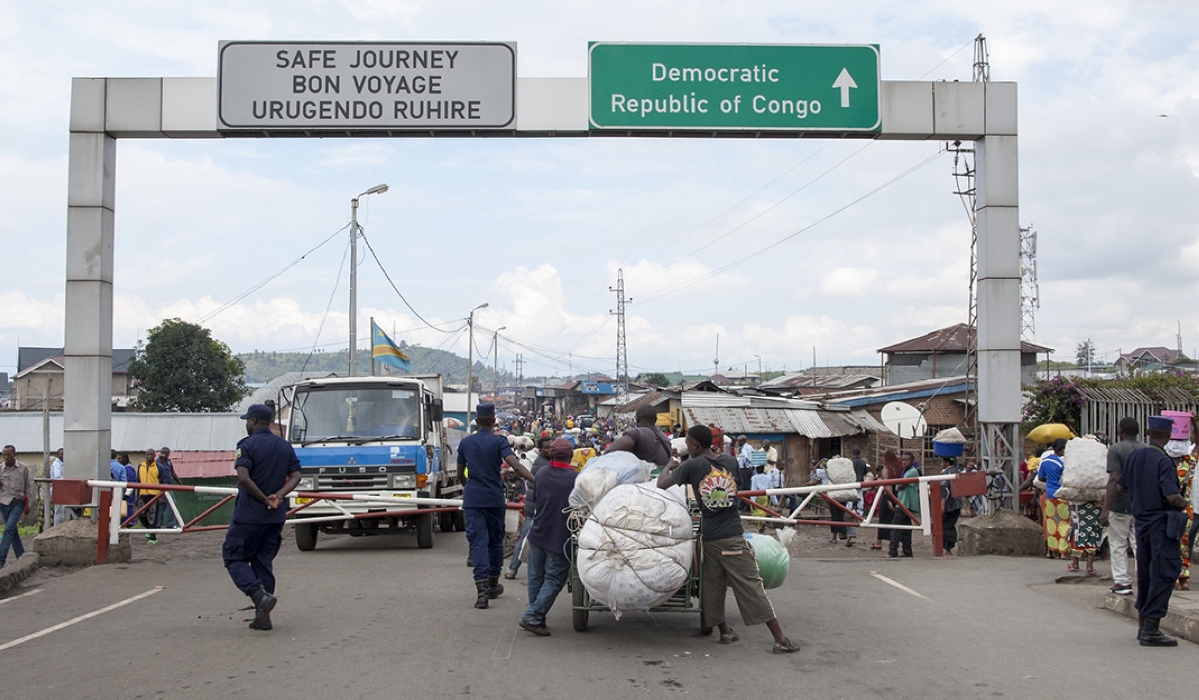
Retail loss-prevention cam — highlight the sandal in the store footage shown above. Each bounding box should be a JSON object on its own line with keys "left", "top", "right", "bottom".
{"left": 1066, "top": 563, "right": 1079, "bottom": 572}
{"left": 870, "top": 543, "right": 882, "bottom": 551}
{"left": 772, "top": 638, "right": 801, "bottom": 654}
{"left": 719, "top": 632, "right": 740, "bottom": 645}
{"left": 503, "top": 572, "right": 516, "bottom": 580}
{"left": 1085, "top": 568, "right": 1098, "bottom": 576}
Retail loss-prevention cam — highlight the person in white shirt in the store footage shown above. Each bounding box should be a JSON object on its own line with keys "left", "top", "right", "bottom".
{"left": 49, "top": 448, "right": 72, "bottom": 526}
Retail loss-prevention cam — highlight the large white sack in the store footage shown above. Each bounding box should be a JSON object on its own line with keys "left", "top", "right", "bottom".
{"left": 568, "top": 451, "right": 651, "bottom": 510}
{"left": 1056, "top": 437, "right": 1108, "bottom": 504}
{"left": 825, "top": 457, "right": 861, "bottom": 503}
{"left": 577, "top": 483, "right": 693, "bottom": 617}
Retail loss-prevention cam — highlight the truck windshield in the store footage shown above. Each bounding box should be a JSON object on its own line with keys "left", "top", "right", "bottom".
{"left": 291, "top": 386, "right": 421, "bottom": 443}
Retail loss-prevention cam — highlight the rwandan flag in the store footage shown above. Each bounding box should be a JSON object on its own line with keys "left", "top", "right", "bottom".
{"left": 372, "top": 321, "right": 412, "bottom": 372}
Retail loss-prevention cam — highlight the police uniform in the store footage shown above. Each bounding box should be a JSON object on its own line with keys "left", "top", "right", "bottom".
{"left": 458, "top": 403, "right": 515, "bottom": 596}
{"left": 223, "top": 404, "right": 300, "bottom": 630}
{"left": 1119, "top": 415, "right": 1185, "bottom": 645}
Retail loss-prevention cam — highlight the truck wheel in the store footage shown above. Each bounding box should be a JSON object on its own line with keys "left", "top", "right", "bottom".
{"left": 439, "top": 511, "right": 455, "bottom": 533}
{"left": 571, "top": 572, "right": 589, "bottom": 632}
{"left": 453, "top": 510, "right": 466, "bottom": 532}
{"left": 295, "top": 523, "right": 318, "bottom": 551}
{"left": 416, "top": 512, "right": 435, "bottom": 549}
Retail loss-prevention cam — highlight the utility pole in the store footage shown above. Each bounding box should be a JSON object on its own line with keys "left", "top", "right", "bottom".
{"left": 713, "top": 333, "right": 719, "bottom": 376}
{"left": 347, "top": 183, "right": 389, "bottom": 376}
{"left": 466, "top": 302, "right": 488, "bottom": 431}
{"left": 493, "top": 326, "right": 506, "bottom": 402}
{"left": 1020, "top": 225, "right": 1039, "bottom": 341}
{"left": 610, "top": 268, "right": 629, "bottom": 402}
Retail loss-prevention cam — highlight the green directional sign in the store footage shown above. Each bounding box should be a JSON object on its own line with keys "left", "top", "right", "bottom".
{"left": 589, "top": 43, "right": 880, "bottom": 132}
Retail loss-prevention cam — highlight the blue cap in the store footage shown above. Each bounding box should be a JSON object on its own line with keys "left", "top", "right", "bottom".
{"left": 476, "top": 402, "right": 496, "bottom": 418}
{"left": 1148, "top": 415, "right": 1174, "bottom": 432}
{"left": 240, "top": 404, "right": 274, "bottom": 422}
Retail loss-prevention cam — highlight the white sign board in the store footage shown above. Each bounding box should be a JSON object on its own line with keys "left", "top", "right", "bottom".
{"left": 218, "top": 41, "right": 516, "bottom": 130}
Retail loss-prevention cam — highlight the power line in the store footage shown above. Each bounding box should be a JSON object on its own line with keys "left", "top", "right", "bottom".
{"left": 358, "top": 230, "right": 458, "bottom": 334}
{"left": 301, "top": 238, "right": 351, "bottom": 375}
{"left": 197, "top": 223, "right": 350, "bottom": 324}
{"left": 635, "top": 149, "right": 948, "bottom": 304}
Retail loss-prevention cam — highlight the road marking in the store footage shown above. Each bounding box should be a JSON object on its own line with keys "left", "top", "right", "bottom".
{"left": 869, "top": 571, "right": 930, "bottom": 601}
{"left": 491, "top": 621, "right": 518, "bottom": 661}
{"left": 0, "top": 589, "right": 43, "bottom": 606}
{"left": 0, "top": 587, "right": 163, "bottom": 652}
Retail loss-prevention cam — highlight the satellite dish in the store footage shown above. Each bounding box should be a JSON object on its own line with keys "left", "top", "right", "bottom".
{"left": 881, "top": 402, "right": 927, "bottom": 439}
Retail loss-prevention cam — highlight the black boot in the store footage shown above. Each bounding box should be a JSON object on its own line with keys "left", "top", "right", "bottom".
{"left": 487, "top": 576, "right": 504, "bottom": 599}
{"left": 1139, "top": 617, "right": 1178, "bottom": 647}
{"left": 474, "top": 580, "right": 490, "bottom": 609}
{"left": 249, "top": 586, "right": 277, "bottom": 631}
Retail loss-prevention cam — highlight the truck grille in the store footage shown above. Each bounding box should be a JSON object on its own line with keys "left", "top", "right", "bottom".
{"left": 316, "top": 474, "right": 390, "bottom": 490}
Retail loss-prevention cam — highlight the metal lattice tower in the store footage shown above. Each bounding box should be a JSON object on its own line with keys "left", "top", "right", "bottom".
{"left": 1020, "top": 226, "right": 1039, "bottom": 340}
{"left": 610, "top": 269, "right": 629, "bottom": 402}
{"left": 973, "top": 34, "right": 990, "bottom": 82}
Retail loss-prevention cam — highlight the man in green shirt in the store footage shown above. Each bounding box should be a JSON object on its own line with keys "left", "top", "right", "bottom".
{"left": 888, "top": 452, "right": 921, "bottom": 558}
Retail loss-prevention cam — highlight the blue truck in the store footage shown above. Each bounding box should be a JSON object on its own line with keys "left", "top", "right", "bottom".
{"left": 285, "top": 374, "right": 463, "bottom": 551}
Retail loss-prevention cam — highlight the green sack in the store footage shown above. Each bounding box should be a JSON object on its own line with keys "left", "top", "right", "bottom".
{"left": 745, "top": 532, "right": 790, "bottom": 589}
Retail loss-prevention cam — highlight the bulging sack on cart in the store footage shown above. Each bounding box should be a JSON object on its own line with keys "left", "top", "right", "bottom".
{"left": 744, "top": 532, "right": 790, "bottom": 589}
{"left": 568, "top": 451, "right": 652, "bottom": 511}
{"left": 576, "top": 482, "right": 693, "bottom": 617}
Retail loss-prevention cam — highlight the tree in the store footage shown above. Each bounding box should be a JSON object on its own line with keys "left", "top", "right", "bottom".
{"left": 641, "top": 372, "right": 670, "bottom": 388}
{"left": 130, "top": 319, "right": 247, "bottom": 412}
{"left": 1075, "top": 339, "right": 1096, "bottom": 369}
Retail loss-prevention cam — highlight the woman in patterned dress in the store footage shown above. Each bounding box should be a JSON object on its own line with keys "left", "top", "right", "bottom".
{"left": 1169, "top": 441, "right": 1196, "bottom": 590}
{"left": 1068, "top": 501, "right": 1102, "bottom": 574}
{"left": 1029, "top": 440, "right": 1070, "bottom": 560}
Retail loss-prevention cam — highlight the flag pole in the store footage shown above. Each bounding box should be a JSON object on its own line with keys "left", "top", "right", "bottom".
{"left": 370, "top": 316, "right": 376, "bottom": 377}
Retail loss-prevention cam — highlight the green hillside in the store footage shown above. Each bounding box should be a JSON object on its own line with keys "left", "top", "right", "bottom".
{"left": 238, "top": 344, "right": 514, "bottom": 387}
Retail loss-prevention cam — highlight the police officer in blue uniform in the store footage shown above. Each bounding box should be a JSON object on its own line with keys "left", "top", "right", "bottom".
{"left": 1118, "top": 414, "right": 1188, "bottom": 646}
{"left": 223, "top": 404, "right": 301, "bottom": 631}
{"left": 459, "top": 402, "right": 535, "bottom": 609}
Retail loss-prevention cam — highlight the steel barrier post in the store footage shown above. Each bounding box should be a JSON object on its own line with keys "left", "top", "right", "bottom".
{"left": 929, "top": 480, "right": 944, "bottom": 557}
{"left": 97, "top": 489, "right": 111, "bottom": 564}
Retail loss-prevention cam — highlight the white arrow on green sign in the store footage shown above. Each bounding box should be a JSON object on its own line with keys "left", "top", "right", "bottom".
{"left": 588, "top": 43, "right": 880, "bottom": 132}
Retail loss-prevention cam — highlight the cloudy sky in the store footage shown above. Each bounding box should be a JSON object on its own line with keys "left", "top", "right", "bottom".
{"left": 1, "top": 1, "right": 1196, "bottom": 381}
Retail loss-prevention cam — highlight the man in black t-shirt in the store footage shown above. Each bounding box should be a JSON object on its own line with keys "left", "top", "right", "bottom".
{"left": 605, "top": 404, "right": 673, "bottom": 469}
{"left": 657, "top": 425, "right": 800, "bottom": 654}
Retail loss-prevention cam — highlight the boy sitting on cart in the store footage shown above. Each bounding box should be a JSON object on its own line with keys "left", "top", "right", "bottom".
{"left": 657, "top": 425, "right": 801, "bottom": 654}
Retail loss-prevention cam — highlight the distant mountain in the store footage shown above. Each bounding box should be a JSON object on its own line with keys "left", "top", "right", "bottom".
{"left": 237, "top": 346, "right": 515, "bottom": 387}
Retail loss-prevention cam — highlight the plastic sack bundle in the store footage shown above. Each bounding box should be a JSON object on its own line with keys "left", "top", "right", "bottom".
{"left": 576, "top": 483, "right": 693, "bottom": 617}
{"left": 933, "top": 427, "right": 967, "bottom": 444}
{"left": 744, "top": 532, "right": 790, "bottom": 589}
{"left": 1055, "top": 437, "right": 1108, "bottom": 504}
{"left": 824, "top": 457, "right": 861, "bottom": 503}
{"left": 568, "top": 450, "right": 651, "bottom": 510}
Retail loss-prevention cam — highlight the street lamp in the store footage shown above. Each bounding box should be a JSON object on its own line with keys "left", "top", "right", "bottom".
{"left": 754, "top": 354, "right": 762, "bottom": 381}
{"left": 348, "top": 183, "right": 389, "bottom": 377}
{"left": 465, "top": 303, "right": 489, "bottom": 431}
{"left": 493, "top": 326, "right": 507, "bottom": 401}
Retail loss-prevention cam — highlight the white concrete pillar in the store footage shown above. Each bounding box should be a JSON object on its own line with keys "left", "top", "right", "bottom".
{"left": 65, "top": 78, "right": 115, "bottom": 480}
{"left": 975, "top": 132, "right": 1021, "bottom": 423}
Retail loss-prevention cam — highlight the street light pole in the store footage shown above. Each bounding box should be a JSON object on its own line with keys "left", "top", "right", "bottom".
{"left": 466, "top": 303, "right": 489, "bottom": 431}
{"left": 493, "top": 326, "right": 506, "bottom": 402}
{"left": 754, "top": 354, "right": 762, "bottom": 381}
{"left": 348, "top": 183, "right": 389, "bottom": 377}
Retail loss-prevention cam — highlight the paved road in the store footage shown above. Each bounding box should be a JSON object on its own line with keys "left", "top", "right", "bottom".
{"left": 2, "top": 528, "right": 1195, "bottom": 699}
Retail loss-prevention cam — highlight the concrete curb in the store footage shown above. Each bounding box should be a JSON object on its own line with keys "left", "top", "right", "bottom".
{"left": 1103, "top": 592, "right": 1199, "bottom": 643}
{"left": 0, "top": 552, "right": 40, "bottom": 596}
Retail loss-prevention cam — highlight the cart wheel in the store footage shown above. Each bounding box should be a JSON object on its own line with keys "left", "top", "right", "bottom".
{"left": 572, "top": 579, "right": 589, "bottom": 632}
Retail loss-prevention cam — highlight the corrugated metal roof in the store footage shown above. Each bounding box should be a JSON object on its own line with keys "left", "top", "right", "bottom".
{"left": 878, "top": 323, "right": 1053, "bottom": 355}
{"left": 682, "top": 406, "right": 877, "bottom": 438}
{"left": 0, "top": 412, "right": 245, "bottom": 452}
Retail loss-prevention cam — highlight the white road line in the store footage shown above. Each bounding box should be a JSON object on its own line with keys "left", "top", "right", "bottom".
{"left": 0, "top": 588, "right": 43, "bottom": 606}
{"left": 869, "top": 571, "right": 931, "bottom": 601}
{"left": 491, "top": 621, "right": 518, "bottom": 661}
{"left": 0, "top": 587, "right": 163, "bottom": 652}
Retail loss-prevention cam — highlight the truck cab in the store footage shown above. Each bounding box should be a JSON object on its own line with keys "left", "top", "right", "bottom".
{"left": 286, "top": 374, "right": 461, "bottom": 550}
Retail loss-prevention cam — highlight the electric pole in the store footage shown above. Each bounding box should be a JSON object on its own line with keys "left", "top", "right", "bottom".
{"left": 610, "top": 268, "right": 629, "bottom": 402}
